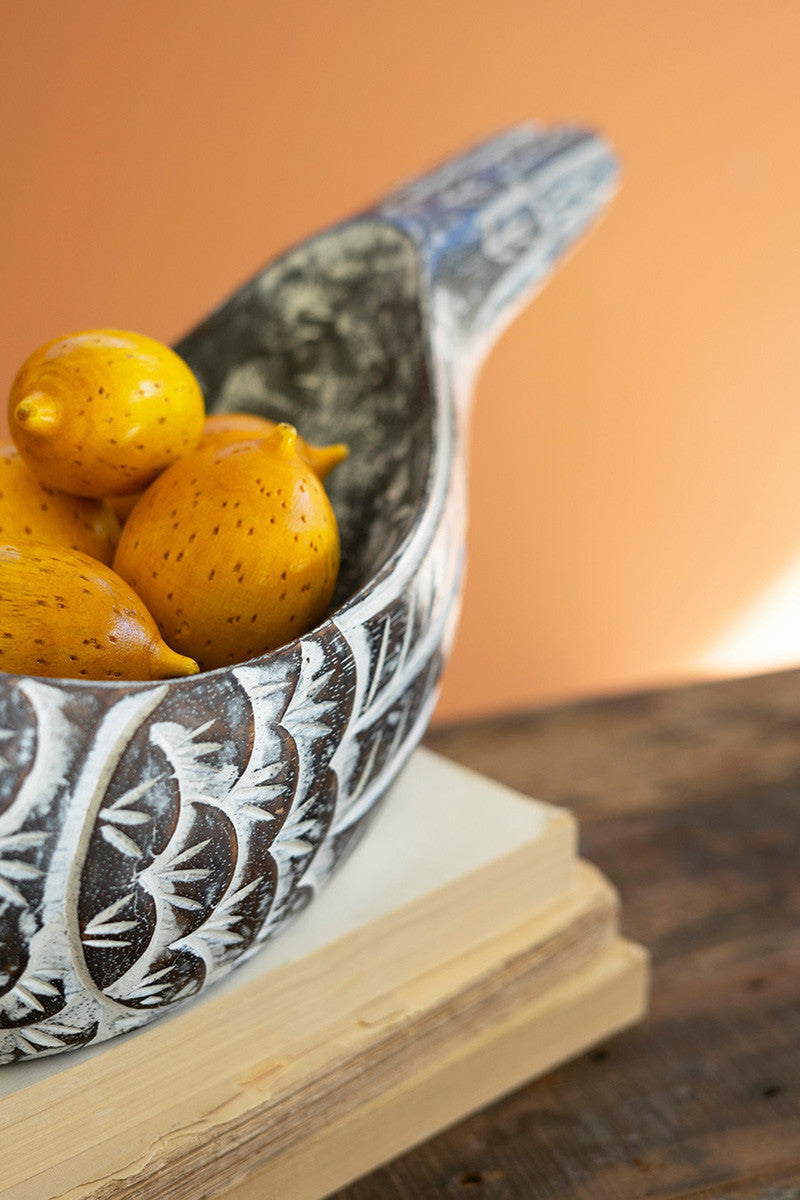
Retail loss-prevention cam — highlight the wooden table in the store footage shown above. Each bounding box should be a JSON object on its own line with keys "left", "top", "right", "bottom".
{"left": 332, "top": 668, "right": 800, "bottom": 1199}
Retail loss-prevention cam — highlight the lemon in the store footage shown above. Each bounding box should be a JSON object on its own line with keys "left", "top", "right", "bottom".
{"left": 0, "top": 443, "right": 120, "bottom": 564}
{"left": 0, "top": 541, "right": 199, "bottom": 680}
{"left": 114, "top": 423, "right": 340, "bottom": 670}
{"left": 9, "top": 330, "right": 205, "bottom": 498}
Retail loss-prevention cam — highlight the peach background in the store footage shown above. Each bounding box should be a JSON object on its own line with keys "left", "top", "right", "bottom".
{"left": 3, "top": 2, "right": 800, "bottom": 723}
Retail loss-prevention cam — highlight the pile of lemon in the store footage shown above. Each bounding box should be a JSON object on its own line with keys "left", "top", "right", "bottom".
{"left": 1, "top": 330, "right": 346, "bottom": 681}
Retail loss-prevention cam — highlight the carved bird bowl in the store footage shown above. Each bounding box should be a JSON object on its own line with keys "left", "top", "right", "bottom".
{"left": 0, "top": 124, "right": 617, "bottom": 1061}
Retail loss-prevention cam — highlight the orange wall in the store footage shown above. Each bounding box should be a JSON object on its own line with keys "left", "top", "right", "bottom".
{"left": 3, "top": 2, "right": 800, "bottom": 722}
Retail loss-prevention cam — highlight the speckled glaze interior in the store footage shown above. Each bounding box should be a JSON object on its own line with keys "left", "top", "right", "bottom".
{"left": 0, "top": 125, "right": 618, "bottom": 1061}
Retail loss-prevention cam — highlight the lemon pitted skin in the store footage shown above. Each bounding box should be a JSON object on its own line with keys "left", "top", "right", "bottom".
{"left": 0, "top": 542, "right": 199, "bottom": 681}
{"left": 9, "top": 330, "right": 205, "bottom": 498}
{"left": 113, "top": 423, "right": 341, "bottom": 671}
{"left": 0, "top": 443, "right": 120, "bottom": 564}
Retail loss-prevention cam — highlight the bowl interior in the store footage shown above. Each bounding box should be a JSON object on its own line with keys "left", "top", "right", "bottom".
{"left": 175, "top": 222, "right": 435, "bottom": 610}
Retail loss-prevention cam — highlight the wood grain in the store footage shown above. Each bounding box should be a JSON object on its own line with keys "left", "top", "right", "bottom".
{"left": 328, "top": 668, "right": 800, "bottom": 1198}
{"left": 218, "top": 940, "right": 647, "bottom": 1200}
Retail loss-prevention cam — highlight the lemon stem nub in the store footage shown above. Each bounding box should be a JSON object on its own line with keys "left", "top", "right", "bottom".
{"left": 266, "top": 423, "right": 298, "bottom": 459}
{"left": 306, "top": 441, "right": 349, "bottom": 481}
{"left": 14, "top": 394, "right": 60, "bottom": 435}
{"left": 150, "top": 643, "right": 200, "bottom": 678}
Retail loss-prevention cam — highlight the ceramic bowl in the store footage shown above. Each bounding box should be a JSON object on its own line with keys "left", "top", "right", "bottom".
{"left": 0, "top": 123, "right": 617, "bottom": 1061}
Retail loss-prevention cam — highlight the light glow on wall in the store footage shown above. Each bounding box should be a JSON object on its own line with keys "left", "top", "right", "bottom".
{"left": 699, "top": 556, "right": 800, "bottom": 677}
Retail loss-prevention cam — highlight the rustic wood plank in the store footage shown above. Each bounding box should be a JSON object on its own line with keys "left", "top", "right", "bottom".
{"left": 330, "top": 669, "right": 800, "bottom": 1198}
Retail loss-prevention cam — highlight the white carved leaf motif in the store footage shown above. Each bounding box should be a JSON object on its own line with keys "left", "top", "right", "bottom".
{"left": 257, "top": 799, "right": 320, "bottom": 944}
{"left": 98, "top": 675, "right": 281, "bottom": 997}
{"left": 0, "top": 830, "right": 47, "bottom": 908}
{"left": 12, "top": 1017, "right": 85, "bottom": 1057}
{"left": 227, "top": 668, "right": 296, "bottom": 827}
{"left": 123, "top": 964, "right": 181, "bottom": 1007}
{"left": 97, "top": 774, "right": 164, "bottom": 860}
{"left": 96, "top": 661, "right": 299, "bottom": 1010}
{"left": 0, "top": 969, "right": 65, "bottom": 1043}
{"left": 137, "top": 719, "right": 233, "bottom": 922}
{"left": 330, "top": 481, "right": 463, "bottom": 840}
{"left": 254, "top": 641, "right": 348, "bottom": 943}
{"left": 140, "top": 839, "right": 214, "bottom": 914}
{"left": 171, "top": 877, "right": 262, "bottom": 971}
{"left": 284, "top": 668, "right": 337, "bottom": 741}
{"left": 150, "top": 719, "right": 230, "bottom": 807}
{"left": 82, "top": 894, "right": 139, "bottom": 949}
{"left": 11, "top": 973, "right": 61, "bottom": 1013}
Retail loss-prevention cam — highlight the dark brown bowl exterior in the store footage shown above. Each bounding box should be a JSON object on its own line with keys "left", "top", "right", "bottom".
{"left": 0, "top": 125, "right": 617, "bottom": 1061}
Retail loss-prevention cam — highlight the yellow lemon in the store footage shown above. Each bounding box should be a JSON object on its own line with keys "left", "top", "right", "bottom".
{"left": 0, "top": 443, "right": 120, "bottom": 564}
{"left": 0, "top": 541, "right": 199, "bottom": 681}
{"left": 9, "top": 329, "right": 205, "bottom": 498}
{"left": 114, "top": 423, "right": 340, "bottom": 670}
